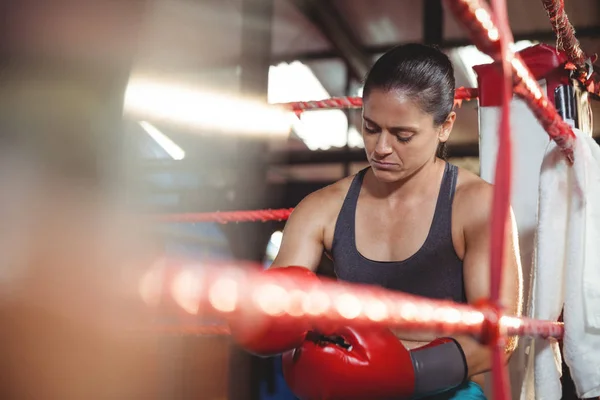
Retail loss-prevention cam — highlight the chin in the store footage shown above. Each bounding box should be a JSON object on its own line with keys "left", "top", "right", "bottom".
{"left": 371, "top": 167, "right": 405, "bottom": 182}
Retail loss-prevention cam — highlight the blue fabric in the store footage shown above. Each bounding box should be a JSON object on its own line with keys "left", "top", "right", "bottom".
{"left": 259, "top": 356, "right": 486, "bottom": 400}
{"left": 259, "top": 356, "right": 297, "bottom": 400}
{"left": 424, "top": 381, "right": 487, "bottom": 400}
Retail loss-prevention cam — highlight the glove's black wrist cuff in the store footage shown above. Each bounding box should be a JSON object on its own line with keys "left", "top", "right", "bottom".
{"left": 409, "top": 338, "right": 468, "bottom": 397}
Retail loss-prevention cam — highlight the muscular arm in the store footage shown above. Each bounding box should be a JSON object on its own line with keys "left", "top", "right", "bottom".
{"left": 451, "top": 182, "right": 523, "bottom": 377}
{"left": 270, "top": 191, "right": 328, "bottom": 272}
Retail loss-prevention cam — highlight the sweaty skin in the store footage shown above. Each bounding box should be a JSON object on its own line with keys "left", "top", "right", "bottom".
{"left": 270, "top": 89, "right": 523, "bottom": 388}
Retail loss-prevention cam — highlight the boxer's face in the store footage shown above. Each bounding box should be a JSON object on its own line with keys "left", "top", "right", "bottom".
{"left": 362, "top": 88, "right": 452, "bottom": 182}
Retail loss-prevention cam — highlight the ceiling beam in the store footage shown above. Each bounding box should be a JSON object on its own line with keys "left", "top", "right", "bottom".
{"left": 138, "top": 143, "right": 480, "bottom": 173}
{"left": 287, "top": 0, "right": 371, "bottom": 80}
{"left": 423, "top": 0, "right": 444, "bottom": 45}
{"left": 272, "top": 25, "right": 600, "bottom": 64}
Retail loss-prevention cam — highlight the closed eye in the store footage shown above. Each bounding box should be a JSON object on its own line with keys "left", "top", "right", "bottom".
{"left": 363, "top": 123, "right": 379, "bottom": 134}
{"left": 396, "top": 135, "right": 414, "bottom": 143}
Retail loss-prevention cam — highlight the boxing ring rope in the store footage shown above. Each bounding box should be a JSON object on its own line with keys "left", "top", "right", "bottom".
{"left": 540, "top": 0, "right": 600, "bottom": 98}
{"left": 275, "top": 87, "right": 479, "bottom": 114}
{"left": 142, "top": 262, "right": 564, "bottom": 342}
{"left": 155, "top": 209, "right": 294, "bottom": 224}
{"left": 141, "top": 260, "right": 563, "bottom": 399}
{"left": 481, "top": 0, "right": 514, "bottom": 395}
{"left": 541, "top": 0, "right": 591, "bottom": 82}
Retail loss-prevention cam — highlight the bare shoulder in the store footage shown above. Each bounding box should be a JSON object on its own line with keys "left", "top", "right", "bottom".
{"left": 453, "top": 167, "right": 494, "bottom": 225}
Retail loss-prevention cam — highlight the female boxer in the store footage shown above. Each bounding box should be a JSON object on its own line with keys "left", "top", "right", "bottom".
{"left": 231, "top": 43, "right": 523, "bottom": 400}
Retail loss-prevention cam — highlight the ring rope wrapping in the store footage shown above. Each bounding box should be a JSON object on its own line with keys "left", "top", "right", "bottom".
{"left": 540, "top": 0, "right": 600, "bottom": 99}
{"left": 541, "top": 0, "right": 590, "bottom": 81}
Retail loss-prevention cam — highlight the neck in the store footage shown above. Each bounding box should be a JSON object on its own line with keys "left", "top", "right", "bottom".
{"left": 366, "top": 157, "right": 445, "bottom": 200}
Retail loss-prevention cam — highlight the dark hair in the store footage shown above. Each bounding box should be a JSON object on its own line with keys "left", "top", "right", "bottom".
{"left": 362, "top": 43, "right": 455, "bottom": 159}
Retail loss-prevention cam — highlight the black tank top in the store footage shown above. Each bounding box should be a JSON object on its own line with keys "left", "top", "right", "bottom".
{"left": 331, "top": 163, "right": 467, "bottom": 304}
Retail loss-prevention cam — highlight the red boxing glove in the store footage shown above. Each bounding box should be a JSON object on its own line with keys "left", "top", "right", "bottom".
{"left": 283, "top": 327, "right": 468, "bottom": 400}
{"left": 282, "top": 326, "right": 415, "bottom": 400}
{"left": 228, "top": 266, "right": 319, "bottom": 357}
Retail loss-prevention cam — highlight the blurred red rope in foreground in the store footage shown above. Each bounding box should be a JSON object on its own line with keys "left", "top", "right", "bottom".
{"left": 273, "top": 87, "right": 478, "bottom": 114}
{"left": 445, "top": 0, "right": 576, "bottom": 163}
{"left": 486, "top": 0, "right": 514, "bottom": 394}
{"left": 138, "top": 262, "right": 564, "bottom": 342}
{"left": 155, "top": 208, "right": 293, "bottom": 224}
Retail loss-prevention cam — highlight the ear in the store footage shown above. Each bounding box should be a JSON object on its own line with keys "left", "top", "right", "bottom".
{"left": 439, "top": 112, "right": 456, "bottom": 143}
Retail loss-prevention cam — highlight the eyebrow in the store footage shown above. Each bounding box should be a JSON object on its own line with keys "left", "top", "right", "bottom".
{"left": 363, "top": 116, "right": 419, "bottom": 133}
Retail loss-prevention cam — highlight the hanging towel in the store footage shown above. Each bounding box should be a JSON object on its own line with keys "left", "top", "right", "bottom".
{"left": 520, "top": 128, "right": 600, "bottom": 399}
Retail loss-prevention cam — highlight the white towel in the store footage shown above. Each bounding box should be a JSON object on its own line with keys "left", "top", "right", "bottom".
{"left": 521, "top": 128, "right": 600, "bottom": 399}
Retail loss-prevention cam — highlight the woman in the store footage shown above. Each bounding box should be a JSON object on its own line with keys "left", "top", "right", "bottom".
{"left": 230, "top": 43, "right": 523, "bottom": 399}
{"left": 267, "top": 43, "right": 523, "bottom": 399}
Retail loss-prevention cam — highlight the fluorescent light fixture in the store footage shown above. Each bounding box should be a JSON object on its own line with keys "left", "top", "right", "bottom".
{"left": 268, "top": 61, "right": 357, "bottom": 150}
{"left": 139, "top": 121, "right": 185, "bottom": 161}
{"left": 124, "top": 76, "right": 293, "bottom": 138}
{"left": 347, "top": 126, "right": 364, "bottom": 148}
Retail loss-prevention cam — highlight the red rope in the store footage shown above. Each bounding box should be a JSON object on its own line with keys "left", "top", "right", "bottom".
{"left": 140, "top": 261, "right": 564, "bottom": 340}
{"left": 278, "top": 96, "right": 363, "bottom": 113}
{"left": 155, "top": 208, "right": 293, "bottom": 224}
{"left": 444, "top": 0, "right": 576, "bottom": 164}
{"left": 274, "top": 87, "right": 478, "bottom": 114}
{"left": 541, "top": 0, "right": 600, "bottom": 101}
{"left": 488, "top": 0, "right": 514, "bottom": 395}
{"left": 135, "top": 315, "right": 565, "bottom": 338}
{"left": 541, "top": 0, "right": 590, "bottom": 82}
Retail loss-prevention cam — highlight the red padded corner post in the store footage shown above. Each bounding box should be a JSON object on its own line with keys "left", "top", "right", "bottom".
{"left": 473, "top": 43, "right": 570, "bottom": 107}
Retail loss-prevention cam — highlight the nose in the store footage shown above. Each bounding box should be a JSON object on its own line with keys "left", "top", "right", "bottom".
{"left": 374, "top": 131, "right": 393, "bottom": 158}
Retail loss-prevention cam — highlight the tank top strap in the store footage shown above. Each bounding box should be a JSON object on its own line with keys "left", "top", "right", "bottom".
{"left": 331, "top": 167, "right": 368, "bottom": 252}
{"left": 427, "top": 162, "right": 459, "bottom": 243}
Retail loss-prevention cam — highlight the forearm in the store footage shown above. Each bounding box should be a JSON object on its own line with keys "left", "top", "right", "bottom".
{"left": 453, "top": 335, "right": 491, "bottom": 376}
{"left": 454, "top": 334, "right": 517, "bottom": 377}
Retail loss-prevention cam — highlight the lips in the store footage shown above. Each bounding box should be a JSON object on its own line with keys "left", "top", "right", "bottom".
{"left": 371, "top": 160, "right": 398, "bottom": 170}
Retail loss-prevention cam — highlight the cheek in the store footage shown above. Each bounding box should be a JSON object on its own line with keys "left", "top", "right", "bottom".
{"left": 412, "top": 133, "right": 440, "bottom": 154}
{"left": 395, "top": 138, "right": 435, "bottom": 161}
